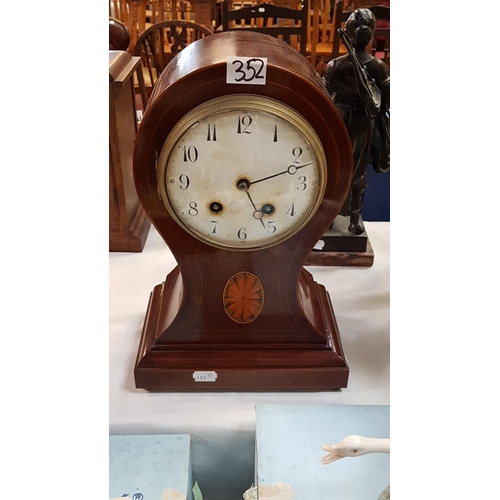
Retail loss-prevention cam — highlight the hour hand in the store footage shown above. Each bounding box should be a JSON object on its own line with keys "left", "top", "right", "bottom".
{"left": 237, "top": 179, "right": 265, "bottom": 228}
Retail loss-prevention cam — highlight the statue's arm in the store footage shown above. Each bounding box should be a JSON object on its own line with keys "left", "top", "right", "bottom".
{"left": 322, "top": 61, "right": 337, "bottom": 96}
{"left": 376, "top": 61, "right": 390, "bottom": 112}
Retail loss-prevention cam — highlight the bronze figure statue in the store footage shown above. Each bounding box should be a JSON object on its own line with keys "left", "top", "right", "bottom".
{"left": 323, "top": 9, "right": 390, "bottom": 235}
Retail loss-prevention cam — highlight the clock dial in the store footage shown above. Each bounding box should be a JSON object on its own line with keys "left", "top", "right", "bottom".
{"left": 158, "top": 95, "right": 327, "bottom": 250}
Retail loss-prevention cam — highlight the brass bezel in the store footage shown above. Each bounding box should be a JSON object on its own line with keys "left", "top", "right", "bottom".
{"left": 157, "top": 94, "right": 327, "bottom": 250}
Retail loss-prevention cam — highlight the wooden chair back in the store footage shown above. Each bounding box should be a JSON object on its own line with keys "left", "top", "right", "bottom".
{"left": 222, "top": 0, "right": 309, "bottom": 55}
{"left": 110, "top": 0, "right": 128, "bottom": 23}
{"left": 369, "top": 4, "right": 389, "bottom": 21}
{"left": 313, "top": 0, "right": 335, "bottom": 49}
{"left": 309, "top": 0, "right": 339, "bottom": 72}
{"left": 190, "top": 0, "right": 219, "bottom": 27}
{"left": 372, "top": 26, "right": 389, "bottom": 68}
{"left": 109, "top": 0, "right": 218, "bottom": 51}
{"left": 369, "top": 5, "right": 389, "bottom": 68}
{"left": 133, "top": 20, "right": 213, "bottom": 109}
{"left": 331, "top": 0, "right": 351, "bottom": 58}
{"left": 109, "top": 17, "right": 131, "bottom": 50}
{"left": 149, "top": 0, "right": 218, "bottom": 28}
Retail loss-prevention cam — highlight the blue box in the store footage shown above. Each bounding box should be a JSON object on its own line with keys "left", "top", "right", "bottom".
{"left": 109, "top": 434, "right": 193, "bottom": 500}
{"left": 255, "top": 405, "right": 390, "bottom": 500}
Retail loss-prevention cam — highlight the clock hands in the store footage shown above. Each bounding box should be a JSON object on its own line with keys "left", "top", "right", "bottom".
{"left": 237, "top": 179, "right": 265, "bottom": 228}
{"left": 249, "top": 162, "right": 313, "bottom": 186}
{"left": 236, "top": 162, "right": 313, "bottom": 228}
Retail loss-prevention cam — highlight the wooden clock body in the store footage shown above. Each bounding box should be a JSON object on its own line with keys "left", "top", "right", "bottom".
{"left": 133, "top": 31, "right": 353, "bottom": 390}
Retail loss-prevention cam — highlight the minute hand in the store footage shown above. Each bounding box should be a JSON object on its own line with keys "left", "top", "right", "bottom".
{"left": 249, "top": 162, "right": 313, "bottom": 186}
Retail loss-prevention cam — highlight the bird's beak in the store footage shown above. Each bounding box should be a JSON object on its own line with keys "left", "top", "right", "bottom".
{"left": 321, "top": 444, "right": 345, "bottom": 465}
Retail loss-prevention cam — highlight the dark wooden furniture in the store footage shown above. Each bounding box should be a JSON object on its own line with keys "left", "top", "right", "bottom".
{"left": 109, "top": 17, "right": 131, "bottom": 50}
{"left": 133, "top": 20, "right": 213, "bottom": 109}
{"left": 369, "top": 4, "right": 390, "bottom": 21}
{"left": 222, "top": 0, "right": 308, "bottom": 55}
{"left": 189, "top": 0, "right": 219, "bottom": 28}
{"left": 309, "top": 0, "right": 336, "bottom": 72}
{"left": 123, "top": 0, "right": 148, "bottom": 51}
{"left": 132, "top": 31, "right": 353, "bottom": 391}
{"left": 372, "top": 26, "right": 389, "bottom": 65}
{"left": 109, "top": 0, "right": 128, "bottom": 31}
{"left": 370, "top": 5, "right": 390, "bottom": 67}
{"left": 109, "top": 51, "right": 151, "bottom": 252}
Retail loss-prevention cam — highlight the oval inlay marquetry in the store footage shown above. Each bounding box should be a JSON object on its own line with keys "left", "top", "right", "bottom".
{"left": 223, "top": 272, "right": 264, "bottom": 324}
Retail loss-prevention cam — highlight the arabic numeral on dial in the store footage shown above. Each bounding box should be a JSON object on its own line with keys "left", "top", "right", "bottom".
{"left": 179, "top": 174, "right": 190, "bottom": 190}
{"left": 237, "top": 227, "right": 247, "bottom": 240}
{"left": 237, "top": 115, "right": 252, "bottom": 134}
{"left": 286, "top": 203, "right": 295, "bottom": 216}
{"left": 210, "top": 220, "right": 218, "bottom": 233}
{"left": 267, "top": 220, "right": 277, "bottom": 234}
{"left": 273, "top": 125, "right": 278, "bottom": 142}
{"left": 292, "top": 147, "right": 303, "bottom": 162}
{"left": 297, "top": 176, "right": 307, "bottom": 191}
{"left": 183, "top": 145, "right": 198, "bottom": 162}
{"left": 188, "top": 201, "right": 199, "bottom": 216}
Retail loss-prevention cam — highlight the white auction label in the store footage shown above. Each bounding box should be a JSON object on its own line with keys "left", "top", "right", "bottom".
{"left": 226, "top": 56, "right": 267, "bottom": 85}
{"left": 314, "top": 239, "right": 325, "bottom": 250}
{"left": 193, "top": 371, "right": 218, "bottom": 382}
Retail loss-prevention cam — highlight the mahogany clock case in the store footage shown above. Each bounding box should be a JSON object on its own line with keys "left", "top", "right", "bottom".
{"left": 133, "top": 32, "right": 353, "bottom": 391}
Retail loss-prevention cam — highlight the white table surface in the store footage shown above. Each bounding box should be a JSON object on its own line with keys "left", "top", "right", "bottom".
{"left": 109, "top": 221, "right": 389, "bottom": 500}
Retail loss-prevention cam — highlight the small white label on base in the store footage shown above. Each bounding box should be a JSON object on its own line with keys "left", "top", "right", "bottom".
{"left": 314, "top": 239, "right": 325, "bottom": 250}
{"left": 193, "top": 371, "right": 218, "bottom": 382}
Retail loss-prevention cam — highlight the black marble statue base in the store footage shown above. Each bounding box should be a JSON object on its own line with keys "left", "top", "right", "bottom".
{"left": 304, "top": 216, "right": 374, "bottom": 267}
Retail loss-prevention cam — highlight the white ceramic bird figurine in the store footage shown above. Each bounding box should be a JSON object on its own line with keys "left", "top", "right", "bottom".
{"left": 321, "top": 434, "right": 390, "bottom": 465}
{"left": 321, "top": 435, "right": 391, "bottom": 499}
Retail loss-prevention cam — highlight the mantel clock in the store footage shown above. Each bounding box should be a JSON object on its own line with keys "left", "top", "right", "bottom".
{"left": 133, "top": 31, "right": 352, "bottom": 390}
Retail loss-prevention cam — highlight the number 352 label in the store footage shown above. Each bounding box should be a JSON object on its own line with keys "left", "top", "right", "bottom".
{"left": 226, "top": 56, "right": 267, "bottom": 85}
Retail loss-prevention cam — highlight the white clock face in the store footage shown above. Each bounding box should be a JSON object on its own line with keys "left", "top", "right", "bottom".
{"left": 157, "top": 95, "right": 327, "bottom": 250}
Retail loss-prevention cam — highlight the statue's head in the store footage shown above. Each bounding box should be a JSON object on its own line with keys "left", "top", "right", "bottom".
{"left": 345, "top": 9, "right": 376, "bottom": 48}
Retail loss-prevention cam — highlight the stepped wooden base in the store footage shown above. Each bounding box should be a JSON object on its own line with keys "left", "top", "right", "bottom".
{"left": 134, "top": 269, "right": 349, "bottom": 391}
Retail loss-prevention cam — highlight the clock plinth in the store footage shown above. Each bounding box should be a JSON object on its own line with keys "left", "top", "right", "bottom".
{"left": 134, "top": 266, "right": 349, "bottom": 391}
{"left": 305, "top": 216, "right": 375, "bottom": 267}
